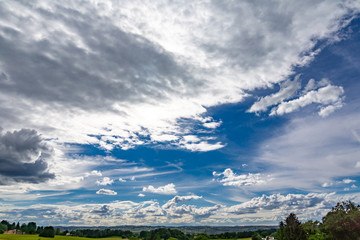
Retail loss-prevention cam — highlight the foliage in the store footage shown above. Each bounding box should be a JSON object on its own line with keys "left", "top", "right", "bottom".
{"left": 251, "top": 233, "right": 262, "bottom": 240}
{"left": 277, "top": 213, "right": 306, "bottom": 240}
{"left": 302, "top": 220, "right": 328, "bottom": 240}
{"left": 321, "top": 200, "right": 360, "bottom": 240}
{"left": 208, "top": 229, "right": 276, "bottom": 239}
{"left": 194, "top": 234, "right": 209, "bottom": 240}
{"left": 39, "top": 226, "right": 55, "bottom": 238}
{"left": 0, "top": 223, "right": 7, "bottom": 234}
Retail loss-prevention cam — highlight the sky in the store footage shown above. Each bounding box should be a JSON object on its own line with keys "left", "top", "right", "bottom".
{"left": 0, "top": 0, "right": 360, "bottom": 227}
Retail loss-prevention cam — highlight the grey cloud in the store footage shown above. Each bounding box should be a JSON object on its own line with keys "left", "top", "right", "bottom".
{"left": 0, "top": 1, "right": 196, "bottom": 111}
{"left": 0, "top": 128, "right": 55, "bottom": 184}
{"left": 228, "top": 193, "right": 333, "bottom": 215}
{"left": 91, "top": 205, "right": 113, "bottom": 216}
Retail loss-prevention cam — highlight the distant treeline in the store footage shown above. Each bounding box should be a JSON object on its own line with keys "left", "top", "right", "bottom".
{"left": 69, "top": 227, "right": 276, "bottom": 239}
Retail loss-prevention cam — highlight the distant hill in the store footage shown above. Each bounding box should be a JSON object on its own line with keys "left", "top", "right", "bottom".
{"left": 56, "top": 225, "right": 277, "bottom": 234}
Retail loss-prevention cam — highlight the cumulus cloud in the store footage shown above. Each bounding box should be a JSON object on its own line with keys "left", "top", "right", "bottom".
{"left": 227, "top": 192, "right": 334, "bottom": 215}
{"left": 213, "top": 168, "right": 270, "bottom": 187}
{"left": 270, "top": 83, "right": 344, "bottom": 116}
{"left": 0, "top": 128, "right": 55, "bottom": 184}
{"left": 96, "top": 177, "right": 114, "bottom": 186}
{"left": 0, "top": 0, "right": 357, "bottom": 153}
{"left": 143, "top": 183, "right": 177, "bottom": 195}
{"left": 96, "top": 189, "right": 117, "bottom": 195}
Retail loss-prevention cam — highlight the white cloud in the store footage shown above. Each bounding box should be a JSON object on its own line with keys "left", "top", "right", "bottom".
{"left": 96, "top": 189, "right": 117, "bottom": 195}
{"left": 249, "top": 76, "right": 301, "bottom": 113}
{"left": 254, "top": 110, "right": 360, "bottom": 191}
{"left": 270, "top": 84, "right": 344, "bottom": 116}
{"left": 118, "top": 178, "right": 127, "bottom": 183}
{"left": 143, "top": 183, "right": 177, "bottom": 195}
{"left": 96, "top": 177, "right": 114, "bottom": 186}
{"left": 342, "top": 179, "right": 356, "bottom": 184}
{"left": 130, "top": 176, "right": 136, "bottom": 181}
{"left": 86, "top": 170, "right": 102, "bottom": 177}
{"left": 213, "top": 168, "right": 270, "bottom": 187}
{"left": 138, "top": 193, "right": 145, "bottom": 197}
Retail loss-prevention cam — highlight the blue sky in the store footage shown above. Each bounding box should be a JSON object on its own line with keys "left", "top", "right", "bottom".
{"left": 0, "top": 0, "right": 360, "bottom": 226}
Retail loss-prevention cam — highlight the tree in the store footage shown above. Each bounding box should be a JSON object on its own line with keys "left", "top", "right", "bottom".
{"left": 277, "top": 213, "right": 306, "bottom": 240}
{"left": 0, "top": 223, "right": 7, "bottom": 234}
{"left": 194, "top": 234, "right": 209, "bottom": 240}
{"left": 39, "top": 226, "right": 55, "bottom": 238}
{"left": 27, "top": 222, "right": 36, "bottom": 234}
{"left": 321, "top": 201, "right": 360, "bottom": 240}
{"left": 251, "top": 233, "right": 262, "bottom": 240}
{"left": 20, "top": 223, "right": 27, "bottom": 233}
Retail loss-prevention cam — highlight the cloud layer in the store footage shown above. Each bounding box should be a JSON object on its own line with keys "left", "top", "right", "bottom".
{"left": 0, "top": 0, "right": 357, "bottom": 153}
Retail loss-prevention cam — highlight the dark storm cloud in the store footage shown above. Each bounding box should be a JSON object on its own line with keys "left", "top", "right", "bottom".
{"left": 0, "top": 1, "right": 197, "bottom": 112}
{"left": 0, "top": 128, "right": 55, "bottom": 184}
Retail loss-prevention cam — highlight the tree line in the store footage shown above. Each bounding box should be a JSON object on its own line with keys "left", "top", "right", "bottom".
{"left": 0, "top": 220, "right": 57, "bottom": 237}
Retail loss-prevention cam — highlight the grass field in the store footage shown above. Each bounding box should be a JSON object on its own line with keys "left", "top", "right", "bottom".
{"left": 0, "top": 235, "right": 252, "bottom": 240}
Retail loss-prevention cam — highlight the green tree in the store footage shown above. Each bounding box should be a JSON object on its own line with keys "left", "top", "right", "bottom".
{"left": 20, "top": 223, "right": 27, "bottom": 233}
{"left": 251, "top": 233, "right": 262, "bottom": 240}
{"left": 39, "top": 226, "right": 55, "bottom": 238}
{"left": 321, "top": 201, "right": 360, "bottom": 240}
{"left": 15, "top": 222, "right": 20, "bottom": 230}
{"left": 0, "top": 223, "right": 7, "bottom": 234}
{"left": 27, "top": 222, "right": 37, "bottom": 234}
{"left": 278, "top": 213, "right": 306, "bottom": 240}
{"left": 194, "top": 234, "right": 209, "bottom": 240}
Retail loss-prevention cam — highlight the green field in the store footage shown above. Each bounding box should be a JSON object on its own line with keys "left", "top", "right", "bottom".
{"left": 0, "top": 235, "right": 123, "bottom": 240}
{"left": 0, "top": 236, "right": 251, "bottom": 240}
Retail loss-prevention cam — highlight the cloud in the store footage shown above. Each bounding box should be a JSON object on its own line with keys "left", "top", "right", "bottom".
{"left": 96, "top": 177, "right": 114, "bottom": 186}
{"left": 0, "top": 0, "right": 357, "bottom": 153}
{"left": 270, "top": 83, "right": 344, "bottom": 116}
{"left": 85, "top": 170, "right": 102, "bottom": 177}
{"left": 342, "top": 179, "right": 356, "bottom": 184}
{"left": 227, "top": 193, "right": 334, "bottom": 214}
{"left": 254, "top": 109, "right": 360, "bottom": 191}
{"left": 0, "top": 128, "right": 55, "bottom": 184}
{"left": 96, "top": 189, "right": 117, "bottom": 196}
{"left": 249, "top": 76, "right": 301, "bottom": 113}
{"left": 143, "top": 183, "right": 177, "bottom": 195}
{"left": 91, "top": 205, "right": 113, "bottom": 217}
{"left": 118, "top": 178, "right": 127, "bottom": 183}
{"left": 213, "top": 168, "right": 270, "bottom": 187}
{"left": 138, "top": 193, "right": 145, "bottom": 197}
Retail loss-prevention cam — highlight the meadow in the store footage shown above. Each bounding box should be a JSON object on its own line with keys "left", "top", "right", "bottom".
{"left": 0, "top": 235, "right": 251, "bottom": 240}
